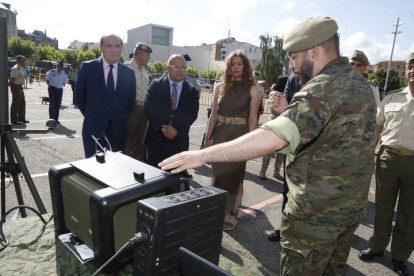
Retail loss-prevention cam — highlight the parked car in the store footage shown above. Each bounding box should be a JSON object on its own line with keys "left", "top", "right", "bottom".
{"left": 197, "top": 80, "right": 212, "bottom": 90}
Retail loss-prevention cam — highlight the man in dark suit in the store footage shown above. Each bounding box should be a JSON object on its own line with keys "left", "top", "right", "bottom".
{"left": 76, "top": 34, "right": 136, "bottom": 158}
{"left": 143, "top": 54, "right": 199, "bottom": 178}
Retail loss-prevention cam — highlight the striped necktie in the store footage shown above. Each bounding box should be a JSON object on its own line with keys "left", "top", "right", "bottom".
{"left": 171, "top": 83, "right": 177, "bottom": 110}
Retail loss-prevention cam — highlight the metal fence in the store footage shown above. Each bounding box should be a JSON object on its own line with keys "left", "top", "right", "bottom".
{"left": 199, "top": 89, "right": 271, "bottom": 114}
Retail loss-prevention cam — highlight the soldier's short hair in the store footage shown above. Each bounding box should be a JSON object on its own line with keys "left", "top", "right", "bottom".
{"left": 320, "top": 33, "right": 340, "bottom": 57}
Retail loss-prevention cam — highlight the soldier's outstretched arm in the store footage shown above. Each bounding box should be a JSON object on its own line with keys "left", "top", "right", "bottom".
{"left": 159, "top": 129, "right": 288, "bottom": 173}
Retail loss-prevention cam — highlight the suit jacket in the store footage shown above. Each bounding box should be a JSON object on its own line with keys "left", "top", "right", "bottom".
{"left": 143, "top": 77, "right": 199, "bottom": 154}
{"left": 76, "top": 58, "right": 136, "bottom": 156}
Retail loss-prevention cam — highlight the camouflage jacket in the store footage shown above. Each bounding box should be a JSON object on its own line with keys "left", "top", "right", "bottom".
{"left": 262, "top": 57, "right": 376, "bottom": 227}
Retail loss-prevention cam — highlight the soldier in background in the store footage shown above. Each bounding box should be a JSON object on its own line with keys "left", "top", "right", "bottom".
{"left": 159, "top": 16, "right": 376, "bottom": 274}
{"left": 349, "top": 50, "right": 381, "bottom": 106}
{"left": 253, "top": 71, "right": 265, "bottom": 123}
{"left": 123, "top": 43, "right": 153, "bottom": 161}
{"left": 67, "top": 64, "right": 78, "bottom": 105}
{"left": 359, "top": 53, "right": 414, "bottom": 276}
{"left": 9, "top": 55, "right": 29, "bottom": 124}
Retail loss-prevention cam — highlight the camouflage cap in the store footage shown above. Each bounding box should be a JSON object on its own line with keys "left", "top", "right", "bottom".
{"left": 134, "top": 42, "right": 153, "bottom": 54}
{"left": 406, "top": 52, "right": 414, "bottom": 64}
{"left": 349, "top": 50, "right": 370, "bottom": 66}
{"left": 283, "top": 16, "right": 338, "bottom": 52}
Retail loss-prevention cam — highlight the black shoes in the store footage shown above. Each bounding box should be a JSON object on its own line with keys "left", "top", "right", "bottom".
{"left": 19, "top": 120, "right": 29, "bottom": 123}
{"left": 268, "top": 229, "right": 281, "bottom": 242}
{"left": 359, "top": 250, "right": 409, "bottom": 275}
{"left": 11, "top": 121, "right": 21, "bottom": 125}
{"left": 358, "top": 249, "right": 384, "bottom": 261}
{"left": 179, "top": 170, "right": 193, "bottom": 179}
{"left": 392, "top": 259, "right": 409, "bottom": 276}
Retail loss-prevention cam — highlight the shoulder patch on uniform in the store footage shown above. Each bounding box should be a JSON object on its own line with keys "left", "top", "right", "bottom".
{"left": 385, "top": 87, "right": 403, "bottom": 96}
{"left": 293, "top": 91, "right": 309, "bottom": 97}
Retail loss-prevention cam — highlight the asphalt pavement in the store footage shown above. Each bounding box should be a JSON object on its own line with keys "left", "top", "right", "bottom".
{"left": 1, "top": 81, "right": 413, "bottom": 275}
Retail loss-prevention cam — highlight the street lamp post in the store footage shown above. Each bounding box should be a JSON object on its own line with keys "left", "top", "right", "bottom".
{"left": 384, "top": 18, "right": 403, "bottom": 92}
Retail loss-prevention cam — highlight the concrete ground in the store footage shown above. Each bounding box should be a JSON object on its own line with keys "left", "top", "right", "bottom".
{"left": 1, "top": 81, "right": 413, "bottom": 275}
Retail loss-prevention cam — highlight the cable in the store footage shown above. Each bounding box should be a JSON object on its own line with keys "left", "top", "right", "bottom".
{"left": 0, "top": 205, "right": 53, "bottom": 252}
{"left": 92, "top": 232, "right": 147, "bottom": 276}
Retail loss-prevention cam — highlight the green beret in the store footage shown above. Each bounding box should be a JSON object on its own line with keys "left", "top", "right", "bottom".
{"left": 134, "top": 42, "right": 153, "bottom": 54}
{"left": 349, "top": 50, "right": 370, "bottom": 66}
{"left": 283, "top": 16, "right": 338, "bottom": 52}
{"left": 406, "top": 52, "right": 414, "bottom": 64}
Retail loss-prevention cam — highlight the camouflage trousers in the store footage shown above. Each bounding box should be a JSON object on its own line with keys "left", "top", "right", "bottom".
{"left": 280, "top": 212, "right": 361, "bottom": 276}
{"left": 260, "top": 152, "right": 284, "bottom": 174}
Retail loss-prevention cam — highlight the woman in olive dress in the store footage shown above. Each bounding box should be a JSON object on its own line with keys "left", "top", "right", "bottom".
{"left": 204, "top": 51, "right": 261, "bottom": 231}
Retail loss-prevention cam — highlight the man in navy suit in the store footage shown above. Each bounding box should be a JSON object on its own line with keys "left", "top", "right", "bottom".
{"left": 143, "top": 54, "right": 199, "bottom": 177}
{"left": 76, "top": 34, "right": 136, "bottom": 158}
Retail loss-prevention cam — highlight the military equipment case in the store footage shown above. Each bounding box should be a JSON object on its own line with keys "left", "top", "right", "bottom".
{"left": 133, "top": 186, "right": 227, "bottom": 276}
{"left": 49, "top": 152, "right": 188, "bottom": 273}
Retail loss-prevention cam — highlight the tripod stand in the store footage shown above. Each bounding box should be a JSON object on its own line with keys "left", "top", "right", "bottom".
{"left": 0, "top": 125, "right": 48, "bottom": 218}
{"left": 0, "top": 18, "right": 48, "bottom": 219}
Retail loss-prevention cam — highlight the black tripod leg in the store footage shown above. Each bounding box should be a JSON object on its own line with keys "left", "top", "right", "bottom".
{"left": 5, "top": 131, "right": 47, "bottom": 214}
{"left": 5, "top": 142, "right": 27, "bottom": 217}
{"left": 1, "top": 135, "right": 5, "bottom": 217}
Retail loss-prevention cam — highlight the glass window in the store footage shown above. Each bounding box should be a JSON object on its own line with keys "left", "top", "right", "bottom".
{"left": 397, "top": 65, "right": 400, "bottom": 69}
{"left": 151, "top": 27, "right": 170, "bottom": 46}
{"left": 402, "top": 71, "right": 405, "bottom": 76}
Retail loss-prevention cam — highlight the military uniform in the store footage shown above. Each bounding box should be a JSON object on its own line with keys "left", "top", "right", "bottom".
{"left": 368, "top": 85, "right": 414, "bottom": 261}
{"left": 67, "top": 66, "right": 78, "bottom": 105}
{"left": 123, "top": 44, "right": 152, "bottom": 161}
{"left": 9, "top": 63, "right": 26, "bottom": 123}
{"left": 262, "top": 57, "right": 376, "bottom": 274}
{"left": 45, "top": 66, "right": 68, "bottom": 122}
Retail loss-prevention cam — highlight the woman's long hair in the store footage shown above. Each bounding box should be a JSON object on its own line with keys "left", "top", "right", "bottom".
{"left": 219, "top": 50, "right": 254, "bottom": 98}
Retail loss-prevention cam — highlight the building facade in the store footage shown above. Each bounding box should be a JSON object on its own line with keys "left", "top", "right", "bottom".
{"left": 18, "top": 29, "right": 59, "bottom": 49}
{"left": 123, "top": 23, "right": 174, "bottom": 64}
{"left": 123, "top": 24, "right": 262, "bottom": 74}
{"left": 374, "top": 60, "right": 406, "bottom": 82}
{"left": 0, "top": 3, "right": 17, "bottom": 39}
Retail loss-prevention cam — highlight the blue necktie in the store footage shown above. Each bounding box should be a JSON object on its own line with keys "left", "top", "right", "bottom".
{"left": 107, "top": 64, "right": 115, "bottom": 96}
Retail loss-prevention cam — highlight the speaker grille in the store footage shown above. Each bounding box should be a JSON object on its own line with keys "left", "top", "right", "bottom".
{"left": 113, "top": 191, "right": 165, "bottom": 251}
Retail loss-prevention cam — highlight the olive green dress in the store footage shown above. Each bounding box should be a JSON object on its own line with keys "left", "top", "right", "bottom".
{"left": 212, "top": 81, "right": 251, "bottom": 212}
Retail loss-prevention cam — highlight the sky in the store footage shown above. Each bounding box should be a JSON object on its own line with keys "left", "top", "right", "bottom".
{"left": 6, "top": 0, "right": 414, "bottom": 64}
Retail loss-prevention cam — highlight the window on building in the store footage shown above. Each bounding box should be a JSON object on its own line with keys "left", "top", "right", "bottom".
{"left": 151, "top": 27, "right": 170, "bottom": 46}
{"left": 250, "top": 47, "right": 252, "bottom": 53}
{"left": 403, "top": 65, "right": 406, "bottom": 69}
{"left": 397, "top": 65, "right": 400, "bottom": 69}
{"left": 402, "top": 71, "right": 405, "bottom": 76}
{"left": 378, "top": 65, "right": 382, "bottom": 69}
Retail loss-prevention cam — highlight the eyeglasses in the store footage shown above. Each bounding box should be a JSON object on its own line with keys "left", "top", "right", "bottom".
{"left": 168, "top": 65, "right": 187, "bottom": 70}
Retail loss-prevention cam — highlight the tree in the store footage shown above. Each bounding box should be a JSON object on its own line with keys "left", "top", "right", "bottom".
{"left": 89, "top": 46, "right": 101, "bottom": 59}
{"left": 81, "top": 42, "right": 94, "bottom": 51}
{"left": 258, "top": 34, "right": 287, "bottom": 84}
{"left": 369, "top": 68, "right": 402, "bottom": 92}
{"left": 8, "top": 37, "right": 36, "bottom": 58}
{"left": 186, "top": 65, "right": 198, "bottom": 77}
{"left": 77, "top": 50, "right": 96, "bottom": 64}
{"left": 200, "top": 69, "right": 222, "bottom": 80}
{"left": 148, "top": 61, "right": 167, "bottom": 74}
{"left": 36, "top": 44, "right": 62, "bottom": 62}
{"left": 61, "top": 49, "right": 79, "bottom": 65}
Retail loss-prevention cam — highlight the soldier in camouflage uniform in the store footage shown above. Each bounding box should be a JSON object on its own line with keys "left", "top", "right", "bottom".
{"left": 158, "top": 16, "right": 376, "bottom": 275}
